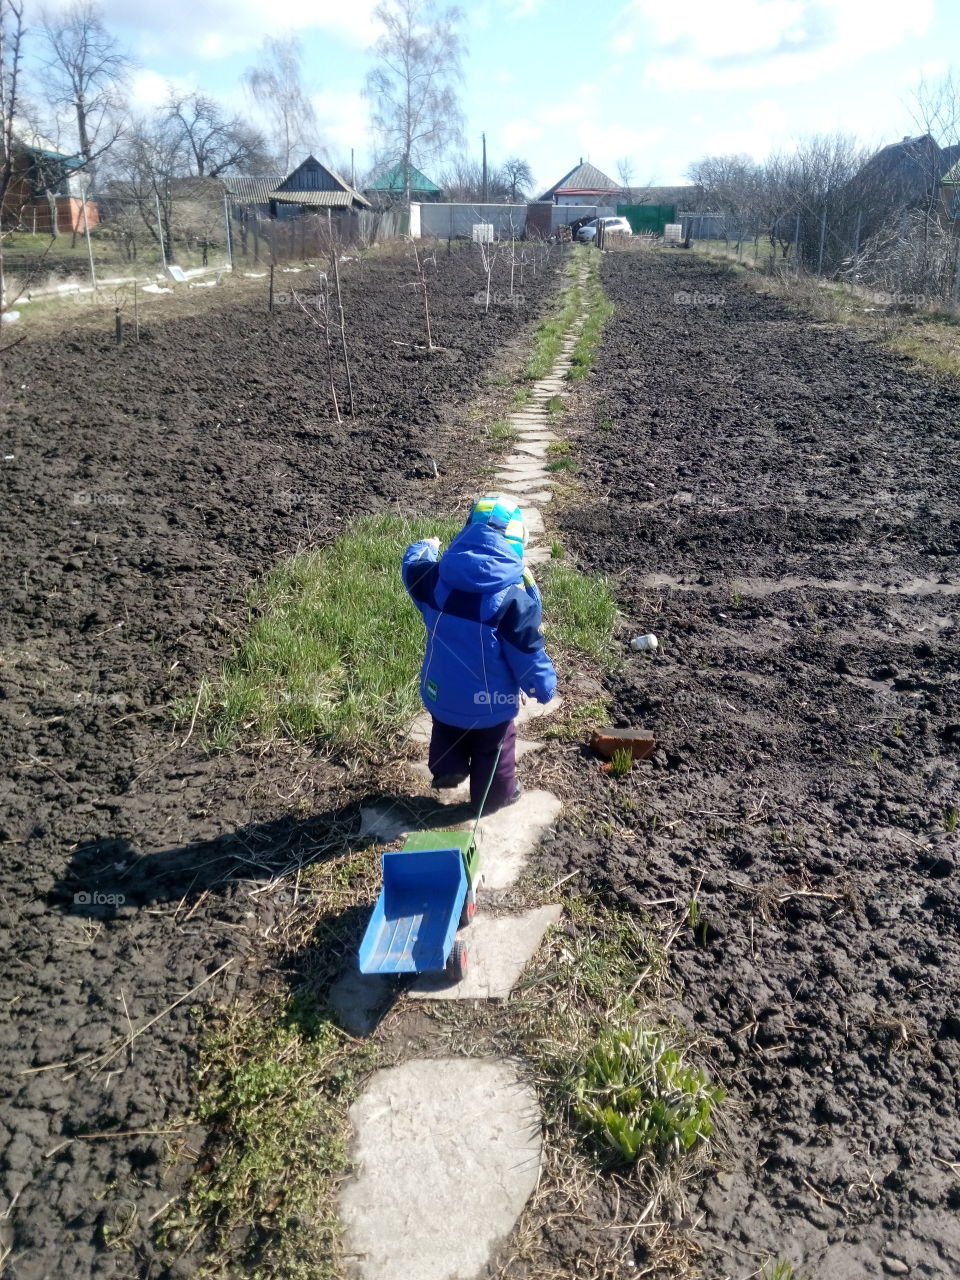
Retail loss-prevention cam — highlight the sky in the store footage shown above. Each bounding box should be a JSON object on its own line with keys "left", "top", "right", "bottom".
{"left": 30, "top": 0, "right": 960, "bottom": 193}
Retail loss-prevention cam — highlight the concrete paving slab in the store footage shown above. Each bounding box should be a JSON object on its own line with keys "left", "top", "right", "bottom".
{"left": 517, "top": 693, "right": 563, "bottom": 724}
{"left": 409, "top": 905, "right": 562, "bottom": 999}
{"left": 501, "top": 452, "right": 549, "bottom": 469}
{"left": 496, "top": 475, "right": 554, "bottom": 495}
{"left": 339, "top": 1058, "right": 541, "bottom": 1280}
{"left": 408, "top": 712, "right": 432, "bottom": 745}
{"left": 496, "top": 489, "right": 553, "bottom": 507}
{"left": 328, "top": 969, "right": 395, "bottom": 1035}
{"left": 465, "top": 788, "right": 563, "bottom": 890}
{"left": 357, "top": 801, "right": 417, "bottom": 843}
{"left": 524, "top": 545, "right": 551, "bottom": 565}
{"left": 513, "top": 440, "right": 550, "bottom": 457}
{"left": 524, "top": 508, "right": 545, "bottom": 535}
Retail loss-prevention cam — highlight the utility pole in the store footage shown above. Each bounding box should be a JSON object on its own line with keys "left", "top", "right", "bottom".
{"left": 481, "top": 132, "right": 488, "bottom": 204}
{"left": 351, "top": 147, "right": 355, "bottom": 188}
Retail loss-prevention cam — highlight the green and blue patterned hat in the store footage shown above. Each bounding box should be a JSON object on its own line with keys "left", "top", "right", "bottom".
{"left": 468, "top": 494, "right": 526, "bottom": 558}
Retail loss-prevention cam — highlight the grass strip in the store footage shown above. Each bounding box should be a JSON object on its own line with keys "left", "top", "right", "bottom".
{"left": 568, "top": 254, "right": 614, "bottom": 381}
{"left": 524, "top": 246, "right": 586, "bottom": 380}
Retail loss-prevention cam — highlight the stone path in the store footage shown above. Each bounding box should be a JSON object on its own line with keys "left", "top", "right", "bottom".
{"left": 336, "top": 262, "right": 590, "bottom": 1280}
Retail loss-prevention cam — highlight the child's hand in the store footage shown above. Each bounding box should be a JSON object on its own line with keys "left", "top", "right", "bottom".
{"left": 425, "top": 537, "right": 441, "bottom": 551}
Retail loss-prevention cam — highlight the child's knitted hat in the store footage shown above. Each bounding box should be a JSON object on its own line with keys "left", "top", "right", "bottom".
{"left": 468, "top": 494, "right": 526, "bottom": 559}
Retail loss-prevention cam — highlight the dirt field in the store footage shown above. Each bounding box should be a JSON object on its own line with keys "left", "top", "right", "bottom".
{"left": 547, "top": 250, "right": 960, "bottom": 1277}
{"left": 0, "top": 245, "right": 561, "bottom": 1279}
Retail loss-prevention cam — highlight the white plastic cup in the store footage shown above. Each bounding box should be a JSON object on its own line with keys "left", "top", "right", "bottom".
{"left": 630, "top": 634, "right": 659, "bottom": 652}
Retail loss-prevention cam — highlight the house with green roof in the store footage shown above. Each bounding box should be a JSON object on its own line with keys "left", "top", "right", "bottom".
{"left": 942, "top": 156, "right": 960, "bottom": 222}
{"left": 365, "top": 162, "right": 443, "bottom": 206}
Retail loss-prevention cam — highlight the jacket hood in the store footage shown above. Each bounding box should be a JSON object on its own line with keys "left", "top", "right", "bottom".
{"left": 438, "top": 522, "right": 523, "bottom": 593}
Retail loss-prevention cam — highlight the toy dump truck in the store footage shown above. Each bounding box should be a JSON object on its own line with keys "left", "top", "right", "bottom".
{"left": 358, "top": 829, "right": 480, "bottom": 982}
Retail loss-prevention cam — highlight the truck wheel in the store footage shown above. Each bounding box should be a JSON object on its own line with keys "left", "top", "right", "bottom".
{"left": 459, "top": 896, "right": 476, "bottom": 929}
{"left": 447, "top": 941, "right": 467, "bottom": 981}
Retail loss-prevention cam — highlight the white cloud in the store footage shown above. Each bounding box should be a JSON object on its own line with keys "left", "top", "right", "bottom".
{"left": 128, "top": 68, "right": 180, "bottom": 112}
{"left": 697, "top": 98, "right": 789, "bottom": 160}
{"left": 500, "top": 118, "right": 544, "bottom": 151}
{"left": 41, "top": 0, "right": 380, "bottom": 60}
{"left": 310, "top": 88, "right": 370, "bottom": 163}
{"left": 613, "top": 0, "right": 935, "bottom": 91}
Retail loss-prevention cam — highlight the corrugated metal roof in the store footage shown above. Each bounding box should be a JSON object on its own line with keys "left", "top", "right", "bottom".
{"left": 944, "top": 158, "right": 960, "bottom": 185}
{"left": 270, "top": 189, "right": 371, "bottom": 208}
{"left": 539, "top": 161, "right": 619, "bottom": 200}
{"left": 225, "top": 175, "right": 285, "bottom": 203}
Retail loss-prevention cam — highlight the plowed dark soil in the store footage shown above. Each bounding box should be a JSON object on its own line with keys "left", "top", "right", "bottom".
{"left": 0, "top": 245, "right": 560, "bottom": 1279}
{"left": 549, "top": 250, "right": 960, "bottom": 1278}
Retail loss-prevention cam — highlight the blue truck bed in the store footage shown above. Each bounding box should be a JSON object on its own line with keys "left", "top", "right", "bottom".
{"left": 358, "top": 847, "right": 468, "bottom": 975}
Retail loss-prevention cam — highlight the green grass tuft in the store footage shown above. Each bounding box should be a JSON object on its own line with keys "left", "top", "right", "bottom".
{"left": 571, "top": 1025, "right": 725, "bottom": 1163}
{"left": 488, "top": 419, "right": 519, "bottom": 440}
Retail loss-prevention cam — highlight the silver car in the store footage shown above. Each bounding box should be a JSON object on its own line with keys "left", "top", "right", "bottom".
{"left": 576, "top": 216, "right": 633, "bottom": 242}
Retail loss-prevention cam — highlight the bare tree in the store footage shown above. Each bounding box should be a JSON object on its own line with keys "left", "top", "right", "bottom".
{"left": 439, "top": 153, "right": 507, "bottom": 202}
{"left": 166, "top": 91, "right": 270, "bottom": 178}
{"left": 365, "top": 0, "right": 464, "bottom": 202}
{"left": 38, "top": 0, "right": 129, "bottom": 183}
{"left": 502, "top": 155, "right": 532, "bottom": 202}
{"left": 110, "top": 112, "right": 186, "bottom": 263}
{"left": 243, "top": 35, "right": 318, "bottom": 173}
{"left": 616, "top": 155, "right": 634, "bottom": 201}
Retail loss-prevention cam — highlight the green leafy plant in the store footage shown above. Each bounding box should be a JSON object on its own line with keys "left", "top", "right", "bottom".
{"left": 571, "top": 1025, "right": 724, "bottom": 1162}
{"left": 608, "top": 748, "right": 633, "bottom": 777}
{"left": 488, "top": 419, "right": 519, "bottom": 440}
{"left": 763, "top": 1260, "right": 799, "bottom": 1280}
{"left": 945, "top": 806, "right": 959, "bottom": 833}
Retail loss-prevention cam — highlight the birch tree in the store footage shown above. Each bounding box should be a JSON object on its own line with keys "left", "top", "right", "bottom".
{"left": 365, "top": 0, "right": 464, "bottom": 202}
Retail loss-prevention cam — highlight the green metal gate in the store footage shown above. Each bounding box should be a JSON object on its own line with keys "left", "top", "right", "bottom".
{"left": 616, "top": 203, "right": 676, "bottom": 235}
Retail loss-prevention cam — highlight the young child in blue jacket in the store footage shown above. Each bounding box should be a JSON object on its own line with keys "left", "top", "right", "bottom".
{"left": 402, "top": 495, "right": 557, "bottom": 815}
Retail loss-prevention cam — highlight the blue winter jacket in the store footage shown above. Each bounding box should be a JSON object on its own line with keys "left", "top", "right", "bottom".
{"left": 402, "top": 523, "right": 558, "bottom": 729}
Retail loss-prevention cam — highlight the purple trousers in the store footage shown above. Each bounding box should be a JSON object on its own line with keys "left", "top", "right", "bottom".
{"left": 428, "top": 717, "right": 517, "bottom": 813}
